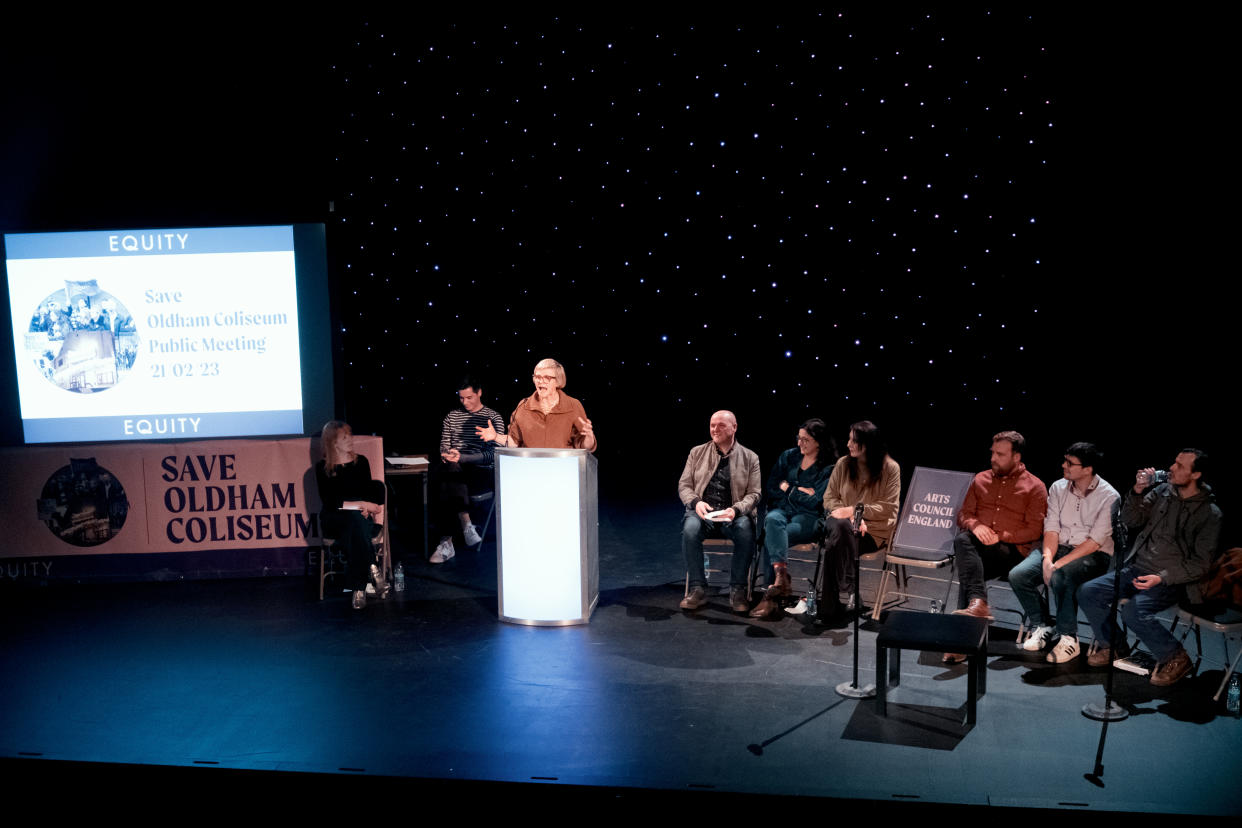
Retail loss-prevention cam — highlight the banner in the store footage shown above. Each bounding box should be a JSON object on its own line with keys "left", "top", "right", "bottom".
{"left": 891, "top": 466, "right": 975, "bottom": 555}
{"left": 0, "top": 435, "right": 383, "bottom": 582}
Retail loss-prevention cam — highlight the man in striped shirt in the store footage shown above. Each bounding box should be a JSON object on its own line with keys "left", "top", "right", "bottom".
{"left": 432, "top": 377, "right": 506, "bottom": 563}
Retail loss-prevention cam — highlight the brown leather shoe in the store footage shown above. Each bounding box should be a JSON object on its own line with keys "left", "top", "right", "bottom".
{"left": 680, "top": 586, "right": 708, "bottom": 610}
{"left": 952, "top": 598, "right": 993, "bottom": 620}
{"left": 770, "top": 565, "right": 792, "bottom": 596}
{"left": 729, "top": 586, "right": 750, "bottom": 612}
{"left": 750, "top": 566, "right": 790, "bottom": 618}
{"left": 1087, "top": 640, "right": 1130, "bottom": 667}
{"left": 749, "top": 594, "right": 781, "bottom": 619}
{"left": 1150, "top": 648, "right": 1192, "bottom": 687}
{"left": 942, "top": 652, "right": 967, "bottom": 664}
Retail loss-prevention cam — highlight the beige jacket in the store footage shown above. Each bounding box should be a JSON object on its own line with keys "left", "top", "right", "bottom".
{"left": 823, "top": 455, "right": 902, "bottom": 547}
{"left": 678, "top": 441, "right": 762, "bottom": 517}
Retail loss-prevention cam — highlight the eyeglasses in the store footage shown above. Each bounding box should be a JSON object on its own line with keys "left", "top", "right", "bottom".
{"left": 1063, "top": 458, "right": 1083, "bottom": 467}
{"left": 796, "top": 435, "right": 816, "bottom": 444}
{"left": 533, "top": 374, "right": 557, "bottom": 382}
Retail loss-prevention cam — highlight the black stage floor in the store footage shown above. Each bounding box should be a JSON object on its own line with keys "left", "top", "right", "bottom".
{"left": 2, "top": 497, "right": 1239, "bottom": 817}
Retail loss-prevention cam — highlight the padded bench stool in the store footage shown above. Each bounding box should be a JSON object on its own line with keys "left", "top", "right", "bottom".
{"left": 876, "top": 610, "right": 989, "bottom": 725}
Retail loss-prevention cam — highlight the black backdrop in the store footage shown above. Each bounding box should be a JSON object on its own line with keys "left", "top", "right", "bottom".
{"left": 2, "top": 11, "right": 1233, "bottom": 530}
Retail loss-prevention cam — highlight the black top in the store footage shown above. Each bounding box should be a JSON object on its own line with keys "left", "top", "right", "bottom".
{"left": 702, "top": 449, "right": 732, "bottom": 511}
{"left": 315, "top": 456, "right": 384, "bottom": 511}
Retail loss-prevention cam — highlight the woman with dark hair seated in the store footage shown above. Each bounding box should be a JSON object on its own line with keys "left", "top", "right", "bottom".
{"left": 817, "top": 420, "right": 901, "bottom": 618}
{"left": 751, "top": 419, "right": 836, "bottom": 618}
{"left": 317, "top": 420, "right": 387, "bottom": 609}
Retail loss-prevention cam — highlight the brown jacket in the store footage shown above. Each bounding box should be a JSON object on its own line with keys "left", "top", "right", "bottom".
{"left": 823, "top": 455, "right": 902, "bottom": 547}
{"left": 508, "top": 392, "right": 595, "bottom": 450}
{"left": 678, "top": 441, "right": 762, "bottom": 517}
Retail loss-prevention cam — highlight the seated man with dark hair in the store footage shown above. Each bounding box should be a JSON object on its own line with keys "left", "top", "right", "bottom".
{"left": 1080, "top": 448, "right": 1222, "bottom": 686}
{"left": 431, "top": 377, "right": 506, "bottom": 564}
{"left": 1010, "top": 442, "right": 1118, "bottom": 663}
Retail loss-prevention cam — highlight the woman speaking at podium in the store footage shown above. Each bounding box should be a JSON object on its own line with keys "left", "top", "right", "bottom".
{"left": 476, "top": 358, "right": 596, "bottom": 451}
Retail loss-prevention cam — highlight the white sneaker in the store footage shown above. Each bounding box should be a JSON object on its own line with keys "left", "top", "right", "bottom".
{"left": 463, "top": 523, "right": 482, "bottom": 547}
{"left": 430, "top": 537, "right": 456, "bottom": 564}
{"left": 1022, "top": 625, "right": 1054, "bottom": 651}
{"left": 1046, "top": 636, "right": 1080, "bottom": 663}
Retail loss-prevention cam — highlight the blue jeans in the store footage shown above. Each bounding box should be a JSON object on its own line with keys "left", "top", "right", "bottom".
{"left": 760, "top": 509, "right": 820, "bottom": 586}
{"left": 763, "top": 509, "right": 820, "bottom": 565}
{"left": 1009, "top": 545, "right": 1110, "bottom": 636}
{"left": 682, "top": 511, "right": 756, "bottom": 589}
{"left": 1079, "top": 564, "right": 1184, "bottom": 662}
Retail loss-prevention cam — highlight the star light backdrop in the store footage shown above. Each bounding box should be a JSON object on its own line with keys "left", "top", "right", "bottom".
{"left": 326, "top": 12, "right": 1073, "bottom": 483}
{"left": 1, "top": 11, "right": 1231, "bottom": 501}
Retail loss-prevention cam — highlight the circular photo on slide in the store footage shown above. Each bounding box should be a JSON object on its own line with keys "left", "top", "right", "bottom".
{"left": 26, "top": 279, "right": 140, "bottom": 393}
{"left": 36, "top": 458, "right": 130, "bottom": 547}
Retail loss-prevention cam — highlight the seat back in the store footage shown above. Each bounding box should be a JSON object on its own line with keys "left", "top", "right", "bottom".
{"left": 887, "top": 466, "right": 974, "bottom": 563}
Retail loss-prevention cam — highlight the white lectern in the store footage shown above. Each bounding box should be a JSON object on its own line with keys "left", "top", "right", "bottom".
{"left": 494, "top": 447, "right": 599, "bottom": 625}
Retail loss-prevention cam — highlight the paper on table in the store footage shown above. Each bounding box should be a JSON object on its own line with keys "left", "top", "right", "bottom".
{"left": 386, "top": 456, "right": 429, "bottom": 467}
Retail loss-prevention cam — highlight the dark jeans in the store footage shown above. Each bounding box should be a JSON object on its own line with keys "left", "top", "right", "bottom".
{"left": 1009, "top": 545, "right": 1110, "bottom": 636}
{"left": 1080, "top": 564, "right": 1185, "bottom": 662}
{"left": 952, "top": 529, "right": 1023, "bottom": 609}
{"left": 437, "top": 462, "right": 492, "bottom": 537}
{"left": 322, "top": 509, "right": 377, "bottom": 590}
{"left": 682, "top": 511, "right": 756, "bottom": 589}
{"left": 818, "top": 517, "right": 879, "bottom": 599}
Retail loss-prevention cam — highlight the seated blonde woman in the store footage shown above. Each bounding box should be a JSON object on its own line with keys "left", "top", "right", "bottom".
{"left": 316, "top": 420, "right": 386, "bottom": 609}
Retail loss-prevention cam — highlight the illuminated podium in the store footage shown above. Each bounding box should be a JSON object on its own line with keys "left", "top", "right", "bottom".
{"left": 494, "top": 447, "right": 599, "bottom": 625}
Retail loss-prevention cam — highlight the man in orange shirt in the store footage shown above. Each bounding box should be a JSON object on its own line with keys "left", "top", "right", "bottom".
{"left": 944, "top": 430, "right": 1047, "bottom": 663}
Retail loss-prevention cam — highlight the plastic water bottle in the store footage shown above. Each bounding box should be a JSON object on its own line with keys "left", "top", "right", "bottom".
{"left": 394, "top": 562, "right": 405, "bottom": 593}
{"left": 704, "top": 552, "right": 710, "bottom": 574}
{"left": 1228, "top": 673, "right": 1241, "bottom": 716}
{"left": 805, "top": 586, "right": 817, "bottom": 617}
{"left": 929, "top": 599, "right": 941, "bottom": 614}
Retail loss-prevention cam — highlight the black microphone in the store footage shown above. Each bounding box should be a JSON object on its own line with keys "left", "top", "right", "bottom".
{"left": 851, "top": 502, "right": 864, "bottom": 533}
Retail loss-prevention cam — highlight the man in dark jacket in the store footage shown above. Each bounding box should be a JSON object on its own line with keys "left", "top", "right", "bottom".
{"left": 1080, "top": 448, "right": 1222, "bottom": 686}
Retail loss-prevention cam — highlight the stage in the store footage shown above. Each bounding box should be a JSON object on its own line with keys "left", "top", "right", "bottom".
{"left": 2, "top": 496, "right": 1238, "bottom": 817}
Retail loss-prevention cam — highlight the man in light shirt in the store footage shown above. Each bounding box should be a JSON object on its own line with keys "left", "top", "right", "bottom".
{"left": 1009, "top": 442, "right": 1118, "bottom": 663}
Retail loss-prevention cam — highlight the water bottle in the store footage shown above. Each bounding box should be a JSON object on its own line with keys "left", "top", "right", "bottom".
{"left": 394, "top": 562, "right": 405, "bottom": 593}
{"left": 703, "top": 552, "right": 710, "bottom": 575}
{"left": 929, "top": 599, "right": 941, "bottom": 614}
{"left": 805, "top": 588, "right": 817, "bottom": 618}
{"left": 1228, "top": 673, "right": 1240, "bottom": 716}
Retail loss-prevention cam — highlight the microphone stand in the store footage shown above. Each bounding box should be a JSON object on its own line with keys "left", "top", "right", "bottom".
{"left": 1083, "top": 512, "right": 1129, "bottom": 722}
{"left": 837, "top": 502, "right": 876, "bottom": 699}
{"left": 1082, "top": 504, "right": 1130, "bottom": 788}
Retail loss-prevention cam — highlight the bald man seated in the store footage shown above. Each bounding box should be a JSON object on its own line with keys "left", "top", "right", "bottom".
{"left": 677, "top": 410, "right": 762, "bottom": 612}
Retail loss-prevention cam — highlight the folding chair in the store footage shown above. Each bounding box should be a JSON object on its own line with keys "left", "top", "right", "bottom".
{"left": 319, "top": 505, "right": 387, "bottom": 600}
{"left": 1169, "top": 603, "right": 1242, "bottom": 701}
{"left": 871, "top": 467, "right": 974, "bottom": 620}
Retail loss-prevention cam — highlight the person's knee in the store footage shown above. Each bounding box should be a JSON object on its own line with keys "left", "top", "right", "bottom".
{"left": 1079, "top": 577, "right": 1107, "bottom": 605}
{"left": 681, "top": 516, "right": 703, "bottom": 541}
{"left": 1009, "top": 560, "right": 1035, "bottom": 587}
{"left": 1119, "top": 598, "right": 1146, "bottom": 626}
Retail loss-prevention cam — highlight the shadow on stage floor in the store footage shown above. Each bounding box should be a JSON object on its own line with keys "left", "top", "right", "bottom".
{"left": 1, "top": 496, "right": 1238, "bottom": 817}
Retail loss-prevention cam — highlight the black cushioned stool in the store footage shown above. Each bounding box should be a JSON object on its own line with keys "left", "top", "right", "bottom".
{"left": 876, "top": 610, "right": 989, "bottom": 725}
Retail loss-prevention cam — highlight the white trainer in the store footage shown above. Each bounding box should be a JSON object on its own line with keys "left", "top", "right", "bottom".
{"left": 463, "top": 523, "right": 482, "bottom": 547}
{"left": 430, "top": 537, "right": 456, "bottom": 564}
{"left": 1021, "top": 625, "right": 1054, "bottom": 651}
{"left": 1046, "top": 636, "right": 1080, "bottom": 663}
